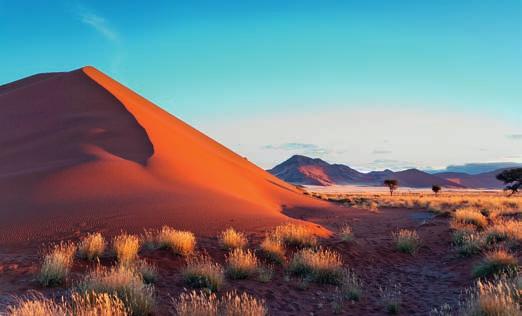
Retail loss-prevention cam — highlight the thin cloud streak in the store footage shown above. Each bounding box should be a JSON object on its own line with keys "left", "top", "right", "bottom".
{"left": 76, "top": 6, "right": 119, "bottom": 42}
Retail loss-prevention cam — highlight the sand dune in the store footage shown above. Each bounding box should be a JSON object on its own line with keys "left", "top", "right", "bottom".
{"left": 0, "top": 67, "right": 327, "bottom": 244}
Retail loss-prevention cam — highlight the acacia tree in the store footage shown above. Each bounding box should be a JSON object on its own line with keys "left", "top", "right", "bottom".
{"left": 496, "top": 168, "right": 522, "bottom": 196}
{"left": 384, "top": 179, "right": 399, "bottom": 196}
{"left": 432, "top": 184, "right": 442, "bottom": 195}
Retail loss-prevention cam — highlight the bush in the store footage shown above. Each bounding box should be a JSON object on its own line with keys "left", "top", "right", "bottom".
{"left": 38, "top": 242, "right": 76, "bottom": 287}
{"left": 134, "top": 259, "right": 158, "bottom": 284}
{"left": 256, "top": 264, "right": 274, "bottom": 283}
{"left": 78, "top": 233, "right": 106, "bottom": 260}
{"left": 182, "top": 254, "right": 224, "bottom": 292}
{"left": 226, "top": 249, "right": 259, "bottom": 279}
{"left": 473, "top": 249, "right": 518, "bottom": 278}
{"left": 338, "top": 268, "right": 363, "bottom": 301}
{"left": 219, "top": 228, "right": 248, "bottom": 250}
{"left": 455, "top": 208, "right": 488, "bottom": 228}
{"left": 288, "top": 248, "right": 343, "bottom": 284}
{"left": 485, "top": 220, "right": 522, "bottom": 245}
{"left": 339, "top": 225, "right": 354, "bottom": 242}
{"left": 113, "top": 233, "right": 140, "bottom": 265}
{"left": 172, "top": 290, "right": 267, "bottom": 316}
{"left": 78, "top": 264, "right": 155, "bottom": 316}
{"left": 272, "top": 223, "right": 317, "bottom": 247}
{"left": 157, "top": 226, "right": 196, "bottom": 256}
{"left": 457, "top": 233, "right": 484, "bottom": 256}
{"left": 259, "top": 237, "right": 285, "bottom": 264}
{"left": 392, "top": 229, "right": 421, "bottom": 254}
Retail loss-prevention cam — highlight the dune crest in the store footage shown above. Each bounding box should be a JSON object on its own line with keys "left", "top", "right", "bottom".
{"left": 0, "top": 67, "right": 327, "bottom": 243}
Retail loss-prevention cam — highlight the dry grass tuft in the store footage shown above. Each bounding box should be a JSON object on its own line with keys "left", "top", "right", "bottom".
{"left": 379, "top": 282, "right": 401, "bottom": 314}
{"left": 218, "top": 228, "right": 248, "bottom": 250}
{"left": 157, "top": 226, "right": 196, "bottom": 256}
{"left": 455, "top": 208, "right": 488, "bottom": 228}
{"left": 392, "top": 229, "right": 421, "bottom": 254}
{"left": 113, "top": 233, "right": 140, "bottom": 265}
{"left": 133, "top": 259, "right": 158, "bottom": 284}
{"left": 172, "top": 290, "right": 267, "bottom": 316}
{"left": 461, "top": 274, "right": 520, "bottom": 316}
{"left": 38, "top": 242, "right": 76, "bottom": 287}
{"left": 288, "top": 247, "right": 343, "bottom": 284}
{"left": 182, "top": 254, "right": 225, "bottom": 292}
{"left": 272, "top": 223, "right": 317, "bottom": 247}
{"left": 78, "top": 233, "right": 106, "bottom": 261}
{"left": 473, "top": 249, "right": 518, "bottom": 278}
{"left": 259, "top": 236, "right": 285, "bottom": 264}
{"left": 339, "top": 224, "right": 354, "bottom": 242}
{"left": 78, "top": 264, "right": 154, "bottom": 316}
{"left": 485, "top": 220, "right": 522, "bottom": 245}
{"left": 225, "top": 248, "right": 259, "bottom": 280}
{"left": 6, "top": 292, "right": 128, "bottom": 316}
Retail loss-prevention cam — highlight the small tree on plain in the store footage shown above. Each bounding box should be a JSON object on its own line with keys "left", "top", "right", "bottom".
{"left": 496, "top": 168, "right": 522, "bottom": 196}
{"left": 384, "top": 179, "right": 399, "bottom": 196}
{"left": 432, "top": 185, "right": 441, "bottom": 195}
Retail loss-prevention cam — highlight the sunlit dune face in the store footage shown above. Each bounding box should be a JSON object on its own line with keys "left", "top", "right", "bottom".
{"left": 298, "top": 166, "right": 332, "bottom": 185}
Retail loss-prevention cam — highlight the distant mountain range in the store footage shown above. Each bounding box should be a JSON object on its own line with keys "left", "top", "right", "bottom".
{"left": 268, "top": 155, "right": 509, "bottom": 189}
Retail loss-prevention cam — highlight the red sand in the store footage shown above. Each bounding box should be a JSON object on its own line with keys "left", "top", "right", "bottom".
{"left": 0, "top": 66, "right": 328, "bottom": 244}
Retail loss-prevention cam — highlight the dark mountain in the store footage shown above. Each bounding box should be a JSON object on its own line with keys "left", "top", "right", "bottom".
{"left": 268, "top": 155, "right": 463, "bottom": 188}
{"left": 428, "top": 162, "right": 522, "bottom": 175}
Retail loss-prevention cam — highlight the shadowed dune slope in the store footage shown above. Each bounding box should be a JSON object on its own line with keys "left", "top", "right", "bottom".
{"left": 0, "top": 66, "right": 328, "bottom": 244}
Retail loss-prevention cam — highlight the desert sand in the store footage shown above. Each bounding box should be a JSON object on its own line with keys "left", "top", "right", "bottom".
{"left": 0, "top": 66, "right": 328, "bottom": 245}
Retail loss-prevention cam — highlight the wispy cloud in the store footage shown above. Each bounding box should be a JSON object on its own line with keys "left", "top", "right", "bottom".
{"left": 372, "top": 149, "right": 392, "bottom": 154}
{"left": 76, "top": 6, "right": 119, "bottom": 42}
{"left": 506, "top": 134, "right": 522, "bottom": 140}
{"left": 263, "top": 143, "right": 329, "bottom": 155}
{"left": 365, "top": 159, "right": 417, "bottom": 171}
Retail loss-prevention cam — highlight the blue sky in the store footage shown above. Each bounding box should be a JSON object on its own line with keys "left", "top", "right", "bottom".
{"left": 1, "top": 1, "right": 521, "bottom": 170}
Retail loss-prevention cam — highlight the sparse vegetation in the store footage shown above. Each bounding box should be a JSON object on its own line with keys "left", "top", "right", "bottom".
{"left": 78, "top": 232, "right": 107, "bottom": 260}
{"left": 182, "top": 254, "right": 224, "bottom": 292}
{"left": 218, "top": 227, "right": 248, "bottom": 250}
{"left": 172, "top": 290, "right": 267, "bottom": 316}
{"left": 432, "top": 184, "right": 442, "bottom": 195}
{"left": 113, "top": 233, "right": 140, "bottom": 264}
{"left": 225, "top": 248, "right": 259, "bottom": 279}
{"left": 288, "top": 247, "right": 343, "bottom": 284}
{"left": 257, "top": 264, "right": 274, "bottom": 283}
{"left": 461, "top": 274, "right": 520, "bottom": 316}
{"left": 157, "top": 226, "right": 196, "bottom": 256}
{"left": 472, "top": 249, "right": 518, "bottom": 278}
{"left": 259, "top": 236, "right": 285, "bottom": 264}
{"left": 338, "top": 268, "right": 363, "bottom": 301}
{"left": 78, "top": 264, "right": 155, "bottom": 315}
{"left": 485, "top": 220, "right": 522, "bottom": 245}
{"left": 496, "top": 168, "right": 522, "bottom": 196}
{"left": 272, "top": 223, "right": 317, "bottom": 247}
{"left": 134, "top": 259, "right": 158, "bottom": 284}
{"left": 38, "top": 242, "right": 76, "bottom": 287}
{"left": 392, "top": 229, "right": 421, "bottom": 254}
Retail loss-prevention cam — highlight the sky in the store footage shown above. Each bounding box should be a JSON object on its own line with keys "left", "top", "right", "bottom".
{"left": 1, "top": 1, "right": 521, "bottom": 171}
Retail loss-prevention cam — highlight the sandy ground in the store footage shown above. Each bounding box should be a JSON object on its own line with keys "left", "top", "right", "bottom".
{"left": 306, "top": 184, "right": 502, "bottom": 194}
{"left": 0, "top": 204, "right": 475, "bottom": 315}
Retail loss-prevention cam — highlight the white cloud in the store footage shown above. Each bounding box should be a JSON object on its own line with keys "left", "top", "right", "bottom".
{"left": 76, "top": 6, "right": 119, "bottom": 42}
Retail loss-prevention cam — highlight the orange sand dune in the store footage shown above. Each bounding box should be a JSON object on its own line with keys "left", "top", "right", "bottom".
{"left": 0, "top": 67, "right": 328, "bottom": 244}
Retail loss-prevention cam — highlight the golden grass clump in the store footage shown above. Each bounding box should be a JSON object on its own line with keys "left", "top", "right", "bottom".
{"left": 113, "top": 233, "right": 140, "bottom": 264}
{"left": 225, "top": 248, "right": 259, "bottom": 279}
{"left": 272, "top": 223, "right": 317, "bottom": 247}
{"left": 392, "top": 229, "right": 421, "bottom": 254}
{"left": 339, "top": 224, "right": 354, "bottom": 242}
{"left": 38, "top": 242, "right": 76, "bottom": 287}
{"left": 172, "top": 290, "right": 267, "bottom": 316}
{"left": 78, "top": 232, "right": 107, "bottom": 260}
{"left": 6, "top": 292, "right": 128, "bottom": 316}
{"left": 485, "top": 220, "right": 522, "bottom": 245}
{"left": 473, "top": 249, "right": 518, "bottom": 278}
{"left": 182, "top": 254, "right": 225, "bottom": 292}
{"left": 157, "top": 226, "right": 196, "bottom": 256}
{"left": 454, "top": 208, "right": 488, "bottom": 228}
{"left": 78, "top": 265, "right": 155, "bottom": 316}
{"left": 462, "top": 275, "right": 520, "bottom": 316}
{"left": 260, "top": 236, "right": 285, "bottom": 264}
{"left": 219, "top": 227, "right": 248, "bottom": 250}
{"left": 288, "top": 247, "right": 343, "bottom": 284}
